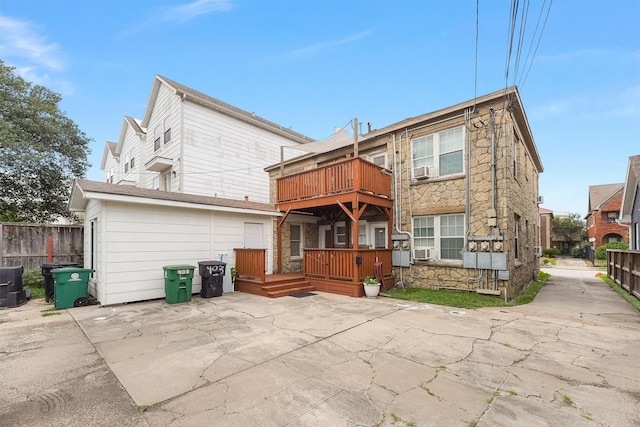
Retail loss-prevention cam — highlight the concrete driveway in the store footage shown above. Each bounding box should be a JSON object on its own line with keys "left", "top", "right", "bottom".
{"left": 1, "top": 263, "right": 639, "bottom": 426}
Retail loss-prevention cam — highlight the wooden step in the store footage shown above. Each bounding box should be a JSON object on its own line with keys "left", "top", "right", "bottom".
{"left": 267, "top": 285, "right": 316, "bottom": 298}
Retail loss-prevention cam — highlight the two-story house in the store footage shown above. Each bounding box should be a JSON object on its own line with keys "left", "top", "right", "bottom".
{"left": 586, "top": 184, "right": 628, "bottom": 247}
{"left": 241, "top": 87, "right": 543, "bottom": 300}
{"left": 70, "top": 76, "right": 315, "bottom": 305}
{"left": 621, "top": 155, "right": 640, "bottom": 250}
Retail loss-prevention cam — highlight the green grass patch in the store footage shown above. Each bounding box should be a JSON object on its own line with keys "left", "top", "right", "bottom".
{"left": 599, "top": 276, "right": 640, "bottom": 312}
{"left": 41, "top": 311, "right": 61, "bottom": 317}
{"left": 540, "top": 257, "right": 556, "bottom": 266}
{"left": 385, "top": 272, "right": 549, "bottom": 309}
{"left": 25, "top": 286, "right": 45, "bottom": 299}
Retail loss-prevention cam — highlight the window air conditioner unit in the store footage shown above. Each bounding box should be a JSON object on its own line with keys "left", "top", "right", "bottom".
{"left": 414, "top": 166, "right": 434, "bottom": 179}
{"left": 536, "top": 195, "right": 544, "bottom": 204}
{"left": 533, "top": 246, "right": 542, "bottom": 256}
{"left": 413, "top": 248, "right": 431, "bottom": 260}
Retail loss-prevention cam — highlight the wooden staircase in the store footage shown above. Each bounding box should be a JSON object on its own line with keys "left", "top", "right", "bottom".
{"left": 234, "top": 273, "right": 315, "bottom": 298}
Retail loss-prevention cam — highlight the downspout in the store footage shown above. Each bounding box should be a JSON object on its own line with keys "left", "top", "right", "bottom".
{"left": 179, "top": 92, "right": 186, "bottom": 193}
{"left": 490, "top": 108, "right": 496, "bottom": 211}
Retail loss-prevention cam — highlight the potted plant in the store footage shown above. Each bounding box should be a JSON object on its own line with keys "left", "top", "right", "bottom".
{"left": 363, "top": 276, "right": 380, "bottom": 298}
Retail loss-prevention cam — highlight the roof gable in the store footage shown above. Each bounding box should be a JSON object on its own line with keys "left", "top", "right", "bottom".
{"left": 100, "top": 141, "right": 118, "bottom": 170}
{"left": 116, "top": 116, "right": 145, "bottom": 153}
{"left": 621, "top": 154, "right": 640, "bottom": 220}
{"left": 140, "top": 75, "right": 314, "bottom": 144}
{"left": 588, "top": 183, "right": 624, "bottom": 211}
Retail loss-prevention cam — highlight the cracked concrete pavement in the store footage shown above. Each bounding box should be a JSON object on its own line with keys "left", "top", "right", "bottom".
{"left": 1, "top": 260, "right": 639, "bottom": 426}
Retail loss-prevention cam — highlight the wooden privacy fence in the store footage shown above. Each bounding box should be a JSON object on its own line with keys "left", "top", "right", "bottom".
{"left": 0, "top": 223, "right": 84, "bottom": 269}
{"left": 607, "top": 249, "right": 640, "bottom": 301}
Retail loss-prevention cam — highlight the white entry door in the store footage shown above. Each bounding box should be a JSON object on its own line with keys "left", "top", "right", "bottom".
{"left": 244, "top": 222, "right": 263, "bottom": 248}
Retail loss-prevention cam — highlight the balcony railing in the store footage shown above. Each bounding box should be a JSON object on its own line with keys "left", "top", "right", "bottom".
{"left": 276, "top": 158, "right": 391, "bottom": 204}
{"left": 303, "top": 248, "right": 392, "bottom": 283}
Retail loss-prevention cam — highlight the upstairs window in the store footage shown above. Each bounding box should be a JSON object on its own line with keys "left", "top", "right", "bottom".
{"left": 412, "top": 126, "right": 464, "bottom": 179}
{"left": 164, "top": 117, "right": 172, "bottom": 145}
{"left": 130, "top": 148, "right": 135, "bottom": 169}
{"left": 154, "top": 125, "right": 162, "bottom": 151}
{"left": 607, "top": 212, "right": 618, "bottom": 223}
{"left": 124, "top": 153, "right": 130, "bottom": 173}
{"left": 369, "top": 152, "right": 386, "bottom": 168}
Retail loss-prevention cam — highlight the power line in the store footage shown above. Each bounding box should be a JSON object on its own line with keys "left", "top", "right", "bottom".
{"left": 474, "top": 0, "right": 480, "bottom": 111}
{"left": 518, "top": 0, "right": 554, "bottom": 88}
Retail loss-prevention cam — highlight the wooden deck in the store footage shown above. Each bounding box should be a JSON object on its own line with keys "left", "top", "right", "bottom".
{"left": 234, "top": 272, "right": 395, "bottom": 298}
{"left": 234, "top": 273, "right": 314, "bottom": 298}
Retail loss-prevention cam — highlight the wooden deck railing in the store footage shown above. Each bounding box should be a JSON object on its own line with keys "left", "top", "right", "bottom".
{"left": 277, "top": 158, "right": 391, "bottom": 204}
{"left": 607, "top": 249, "right": 640, "bottom": 300}
{"left": 234, "top": 248, "right": 266, "bottom": 282}
{"left": 303, "top": 248, "right": 392, "bottom": 283}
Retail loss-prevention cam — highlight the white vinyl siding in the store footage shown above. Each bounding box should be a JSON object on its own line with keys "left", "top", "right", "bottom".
{"left": 180, "top": 101, "right": 302, "bottom": 204}
{"left": 89, "top": 201, "right": 274, "bottom": 305}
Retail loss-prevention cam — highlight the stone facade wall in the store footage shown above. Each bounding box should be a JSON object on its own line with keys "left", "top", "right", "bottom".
{"left": 276, "top": 220, "right": 319, "bottom": 274}
{"left": 267, "top": 93, "right": 542, "bottom": 300}
{"left": 391, "top": 105, "right": 541, "bottom": 299}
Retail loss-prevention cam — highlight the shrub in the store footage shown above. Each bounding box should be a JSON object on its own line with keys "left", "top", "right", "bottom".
{"left": 594, "top": 242, "right": 629, "bottom": 260}
{"left": 22, "top": 267, "right": 44, "bottom": 288}
{"left": 542, "top": 248, "right": 560, "bottom": 258}
{"left": 571, "top": 246, "right": 585, "bottom": 258}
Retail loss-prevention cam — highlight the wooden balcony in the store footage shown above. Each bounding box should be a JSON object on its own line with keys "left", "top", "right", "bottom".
{"left": 276, "top": 157, "right": 393, "bottom": 211}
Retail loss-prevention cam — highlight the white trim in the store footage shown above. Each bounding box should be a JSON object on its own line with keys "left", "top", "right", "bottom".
{"left": 75, "top": 190, "right": 280, "bottom": 217}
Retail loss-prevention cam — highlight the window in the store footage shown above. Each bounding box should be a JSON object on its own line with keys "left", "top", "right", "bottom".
{"left": 130, "top": 148, "right": 135, "bottom": 169}
{"left": 370, "top": 152, "right": 386, "bottom": 168}
{"left": 514, "top": 214, "right": 520, "bottom": 259}
{"left": 336, "top": 224, "right": 346, "bottom": 246}
{"left": 412, "top": 126, "right": 464, "bottom": 178}
{"left": 358, "top": 224, "right": 367, "bottom": 247}
{"left": 413, "top": 214, "right": 464, "bottom": 260}
{"left": 152, "top": 176, "right": 160, "bottom": 190}
{"left": 290, "top": 224, "right": 302, "bottom": 258}
{"left": 154, "top": 125, "right": 162, "bottom": 151}
{"left": 164, "top": 117, "right": 172, "bottom": 145}
{"left": 607, "top": 212, "right": 618, "bottom": 223}
{"left": 124, "top": 153, "right": 130, "bottom": 173}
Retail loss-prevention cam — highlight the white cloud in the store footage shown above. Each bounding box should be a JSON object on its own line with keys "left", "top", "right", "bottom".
{"left": 120, "top": 0, "right": 233, "bottom": 37}
{"left": 0, "top": 15, "right": 65, "bottom": 71}
{"left": 163, "top": 0, "right": 234, "bottom": 24}
{"left": 0, "top": 15, "right": 73, "bottom": 94}
{"left": 287, "top": 30, "right": 374, "bottom": 57}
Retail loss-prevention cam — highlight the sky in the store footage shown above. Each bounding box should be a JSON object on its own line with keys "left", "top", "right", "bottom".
{"left": 0, "top": 0, "right": 638, "bottom": 217}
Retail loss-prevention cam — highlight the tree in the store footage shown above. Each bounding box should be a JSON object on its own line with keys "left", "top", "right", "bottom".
{"left": 551, "top": 212, "right": 586, "bottom": 251}
{"left": 0, "top": 61, "right": 91, "bottom": 223}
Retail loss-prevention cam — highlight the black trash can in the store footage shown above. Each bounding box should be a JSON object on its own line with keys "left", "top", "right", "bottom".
{"left": 0, "top": 266, "right": 26, "bottom": 308}
{"left": 42, "top": 262, "right": 81, "bottom": 302}
{"left": 198, "top": 261, "right": 226, "bottom": 298}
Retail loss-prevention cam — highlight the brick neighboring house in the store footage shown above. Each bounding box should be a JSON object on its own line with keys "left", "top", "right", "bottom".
{"left": 586, "top": 184, "right": 628, "bottom": 247}
{"left": 539, "top": 207, "right": 553, "bottom": 250}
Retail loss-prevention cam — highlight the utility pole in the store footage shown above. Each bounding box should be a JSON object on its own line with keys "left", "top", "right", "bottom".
{"left": 353, "top": 117, "right": 359, "bottom": 158}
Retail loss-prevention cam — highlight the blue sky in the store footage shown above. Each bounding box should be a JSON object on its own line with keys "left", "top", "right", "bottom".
{"left": 1, "top": 0, "right": 638, "bottom": 216}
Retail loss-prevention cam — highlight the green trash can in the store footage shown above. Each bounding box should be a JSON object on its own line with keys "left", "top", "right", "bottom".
{"left": 52, "top": 267, "right": 94, "bottom": 309}
{"left": 163, "top": 265, "right": 195, "bottom": 304}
